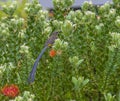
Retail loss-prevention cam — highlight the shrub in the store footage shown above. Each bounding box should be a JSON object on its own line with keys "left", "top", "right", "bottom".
{"left": 0, "top": 0, "right": 120, "bottom": 100}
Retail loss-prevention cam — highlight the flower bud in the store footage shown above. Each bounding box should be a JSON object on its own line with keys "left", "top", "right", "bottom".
{"left": 84, "top": 11, "right": 95, "bottom": 20}
{"left": 24, "top": 7, "right": 29, "bottom": 13}
{"left": 36, "top": 4, "right": 42, "bottom": 10}
{"left": 99, "top": 3, "right": 110, "bottom": 14}
{"left": 19, "top": 44, "right": 29, "bottom": 54}
{"left": 9, "top": 5, "right": 14, "bottom": 10}
{"left": 8, "top": 62, "right": 15, "bottom": 69}
{"left": 110, "top": 32, "right": 120, "bottom": 46}
{"left": 43, "top": 27, "right": 52, "bottom": 35}
{"left": 53, "top": 39, "right": 62, "bottom": 49}
{"left": 52, "top": 20, "right": 63, "bottom": 29}
{"left": 75, "top": 10, "right": 83, "bottom": 19}
{"left": 67, "top": 11, "right": 75, "bottom": 18}
{"left": 115, "top": 16, "right": 120, "bottom": 28}
{"left": 53, "top": 39, "right": 68, "bottom": 50}
{"left": 2, "top": 5, "right": 7, "bottom": 9}
{"left": 1, "top": 23, "right": 6, "bottom": 28}
{"left": 2, "top": 29, "right": 9, "bottom": 36}
{"left": 30, "top": 94, "right": 35, "bottom": 99}
{"left": 17, "top": 18, "right": 24, "bottom": 26}
{"left": 61, "top": 20, "right": 73, "bottom": 36}
{"left": 15, "top": 96, "right": 23, "bottom": 100}
{"left": 109, "top": 9, "right": 116, "bottom": 17}
{"left": 24, "top": 91, "right": 30, "bottom": 97}
{"left": 95, "top": 23, "right": 104, "bottom": 33}
{"left": 104, "top": 93, "right": 115, "bottom": 101}
{"left": 62, "top": 42, "right": 68, "bottom": 49}
{"left": 82, "top": 1, "right": 93, "bottom": 11}
{"left": 18, "top": 30, "right": 25, "bottom": 39}
{"left": 69, "top": 56, "right": 84, "bottom": 68}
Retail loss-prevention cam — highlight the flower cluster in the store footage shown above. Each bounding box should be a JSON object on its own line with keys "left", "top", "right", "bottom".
{"left": 49, "top": 49, "right": 56, "bottom": 57}
{"left": 52, "top": 39, "right": 68, "bottom": 50}
{"left": 110, "top": 32, "right": 120, "bottom": 47}
{"left": 2, "top": 1, "right": 17, "bottom": 16}
{"left": 53, "top": 0, "right": 74, "bottom": 11}
{"left": 115, "top": 16, "right": 120, "bottom": 27}
{"left": 10, "top": 18, "right": 24, "bottom": 28}
{"left": 1, "top": 84, "right": 19, "bottom": 98}
{"left": 0, "top": 23, "right": 9, "bottom": 37}
{"left": 82, "top": 1, "right": 93, "bottom": 11}
{"left": 99, "top": 2, "right": 110, "bottom": 14}
{"left": 24, "top": 0, "right": 42, "bottom": 16}
{"left": 61, "top": 20, "right": 73, "bottom": 36}
{"left": 69, "top": 56, "right": 84, "bottom": 68}
{"left": 52, "top": 20, "right": 63, "bottom": 30}
{"left": 19, "top": 44, "right": 29, "bottom": 54}
{"left": 9, "top": 91, "right": 35, "bottom": 101}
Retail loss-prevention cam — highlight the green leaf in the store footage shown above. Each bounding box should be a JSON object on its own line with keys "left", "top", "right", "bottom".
{"left": 72, "top": 76, "right": 78, "bottom": 85}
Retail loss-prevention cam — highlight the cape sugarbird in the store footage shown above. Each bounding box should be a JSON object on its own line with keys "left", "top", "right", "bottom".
{"left": 28, "top": 31, "right": 59, "bottom": 83}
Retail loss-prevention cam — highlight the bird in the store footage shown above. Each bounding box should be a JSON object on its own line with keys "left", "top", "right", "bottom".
{"left": 28, "top": 31, "right": 60, "bottom": 83}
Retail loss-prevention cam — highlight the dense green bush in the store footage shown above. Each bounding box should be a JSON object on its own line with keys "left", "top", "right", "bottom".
{"left": 0, "top": 0, "right": 120, "bottom": 100}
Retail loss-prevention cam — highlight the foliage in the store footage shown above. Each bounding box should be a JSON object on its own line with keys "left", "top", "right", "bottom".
{"left": 0, "top": 0, "right": 120, "bottom": 100}
{"left": 0, "top": 0, "right": 28, "bottom": 19}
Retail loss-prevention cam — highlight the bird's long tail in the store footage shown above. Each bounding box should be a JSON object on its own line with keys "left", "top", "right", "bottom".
{"left": 28, "top": 46, "right": 48, "bottom": 83}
